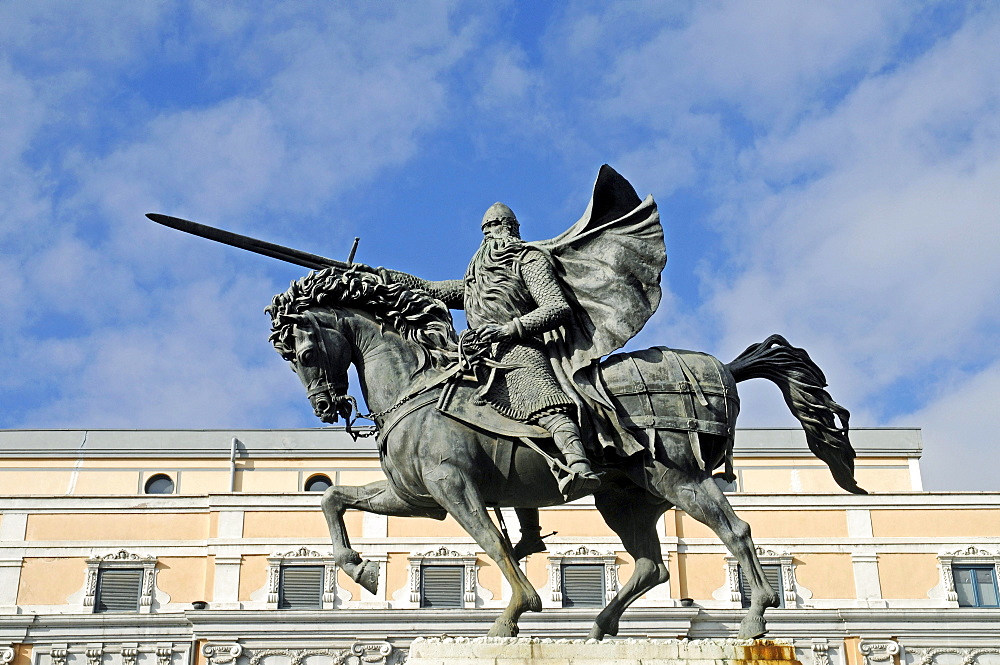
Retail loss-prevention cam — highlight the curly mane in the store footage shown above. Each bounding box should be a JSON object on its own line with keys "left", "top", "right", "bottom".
{"left": 266, "top": 268, "right": 458, "bottom": 370}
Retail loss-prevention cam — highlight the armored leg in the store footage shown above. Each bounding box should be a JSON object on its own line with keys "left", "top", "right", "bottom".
{"left": 537, "top": 412, "right": 600, "bottom": 496}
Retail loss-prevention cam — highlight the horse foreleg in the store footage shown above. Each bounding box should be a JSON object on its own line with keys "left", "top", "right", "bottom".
{"left": 321, "top": 480, "right": 445, "bottom": 594}
{"left": 424, "top": 465, "right": 541, "bottom": 637}
{"left": 666, "top": 476, "right": 779, "bottom": 639}
{"left": 589, "top": 487, "right": 672, "bottom": 640}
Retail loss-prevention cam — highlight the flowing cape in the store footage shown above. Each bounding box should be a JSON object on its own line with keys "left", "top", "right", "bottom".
{"left": 530, "top": 165, "right": 666, "bottom": 455}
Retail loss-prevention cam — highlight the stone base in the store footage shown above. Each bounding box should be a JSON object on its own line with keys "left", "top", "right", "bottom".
{"left": 406, "top": 636, "right": 801, "bottom": 665}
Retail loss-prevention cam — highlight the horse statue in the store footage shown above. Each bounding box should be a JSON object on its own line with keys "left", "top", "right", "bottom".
{"left": 266, "top": 267, "right": 865, "bottom": 640}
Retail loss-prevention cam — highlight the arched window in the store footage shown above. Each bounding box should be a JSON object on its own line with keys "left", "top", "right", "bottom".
{"left": 304, "top": 474, "right": 332, "bottom": 492}
{"left": 144, "top": 474, "right": 174, "bottom": 495}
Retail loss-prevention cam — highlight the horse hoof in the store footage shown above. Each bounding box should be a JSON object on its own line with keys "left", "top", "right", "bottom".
{"left": 487, "top": 618, "right": 519, "bottom": 637}
{"left": 352, "top": 560, "right": 380, "bottom": 595}
{"left": 738, "top": 615, "right": 767, "bottom": 639}
{"left": 587, "top": 624, "right": 607, "bottom": 641}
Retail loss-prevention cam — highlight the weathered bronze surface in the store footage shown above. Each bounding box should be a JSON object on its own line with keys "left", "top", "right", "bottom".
{"left": 153, "top": 165, "right": 864, "bottom": 640}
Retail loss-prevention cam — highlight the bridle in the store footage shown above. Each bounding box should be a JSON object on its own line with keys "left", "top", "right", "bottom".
{"left": 298, "top": 310, "right": 369, "bottom": 439}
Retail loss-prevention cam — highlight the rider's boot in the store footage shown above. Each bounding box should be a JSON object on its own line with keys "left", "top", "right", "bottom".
{"left": 511, "top": 507, "right": 546, "bottom": 561}
{"left": 537, "top": 412, "right": 601, "bottom": 497}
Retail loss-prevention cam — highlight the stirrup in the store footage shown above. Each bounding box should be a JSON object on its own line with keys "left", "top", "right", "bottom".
{"left": 558, "top": 471, "right": 601, "bottom": 500}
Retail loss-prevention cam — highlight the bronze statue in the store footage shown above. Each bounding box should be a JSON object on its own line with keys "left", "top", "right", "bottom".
{"left": 150, "top": 165, "right": 866, "bottom": 640}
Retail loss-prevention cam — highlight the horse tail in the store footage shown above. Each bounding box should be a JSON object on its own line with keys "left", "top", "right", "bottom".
{"left": 726, "top": 334, "right": 867, "bottom": 495}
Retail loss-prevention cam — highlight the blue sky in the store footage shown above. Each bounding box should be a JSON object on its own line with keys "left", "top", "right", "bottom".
{"left": 2, "top": 2, "right": 999, "bottom": 491}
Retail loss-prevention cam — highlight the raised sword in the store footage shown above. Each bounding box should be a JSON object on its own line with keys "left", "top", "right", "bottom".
{"left": 146, "top": 213, "right": 364, "bottom": 272}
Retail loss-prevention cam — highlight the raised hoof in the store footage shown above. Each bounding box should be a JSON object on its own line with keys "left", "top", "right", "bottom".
{"left": 738, "top": 614, "right": 767, "bottom": 639}
{"left": 487, "top": 617, "right": 519, "bottom": 637}
{"left": 351, "top": 559, "right": 380, "bottom": 595}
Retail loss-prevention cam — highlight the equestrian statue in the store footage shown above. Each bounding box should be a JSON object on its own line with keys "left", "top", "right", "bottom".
{"left": 148, "top": 165, "right": 866, "bottom": 640}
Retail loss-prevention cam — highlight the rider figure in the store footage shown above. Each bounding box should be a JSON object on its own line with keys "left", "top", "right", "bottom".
{"left": 378, "top": 203, "right": 601, "bottom": 499}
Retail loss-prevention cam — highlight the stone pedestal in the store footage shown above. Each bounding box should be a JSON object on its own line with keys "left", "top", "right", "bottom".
{"left": 405, "top": 636, "right": 801, "bottom": 665}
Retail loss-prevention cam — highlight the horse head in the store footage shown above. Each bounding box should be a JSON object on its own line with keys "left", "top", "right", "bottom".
{"left": 282, "top": 309, "right": 355, "bottom": 424}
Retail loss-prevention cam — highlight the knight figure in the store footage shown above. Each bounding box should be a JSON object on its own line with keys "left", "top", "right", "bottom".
{"left": 369, "top": 165, "right": 666, "bottom": 502}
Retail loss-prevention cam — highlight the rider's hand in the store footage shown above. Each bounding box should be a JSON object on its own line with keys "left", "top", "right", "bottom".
{"left": 474, "top": 323, "right": 512, "bottom": 343}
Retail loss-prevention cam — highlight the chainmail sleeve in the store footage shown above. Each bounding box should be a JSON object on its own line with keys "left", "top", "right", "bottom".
{"left": 514, "top": 252, "right": 572, "bottom": 337}
{"left": 380, "top": 268, "right": 465, "bottom": 309}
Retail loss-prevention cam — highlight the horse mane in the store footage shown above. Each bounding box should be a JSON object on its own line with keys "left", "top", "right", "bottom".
{"left": 265, "top": 268, "right": 458, "bottom": 370}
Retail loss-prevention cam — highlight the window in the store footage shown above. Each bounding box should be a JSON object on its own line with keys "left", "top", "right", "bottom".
{"left": 723, "top": 548, "right": 799, "bottom": 608}
{"left": 561, "top": 564, "right": 605, "bottom": 608}
{"left": 407, "top": 547, "right": 477, "bottom": 609}
{"left": 278, "top": 565, "right": 324, "bottom": 610}
{"left": 547, "top": 547, "right": 617, "bottom": 608}
{"left": 264, "top": 547, "right": 339, "bottom": 610}
{"left": 144, "top": 474, "right": 174, "bottom": 494}
{"left": 83, "top": 550, "right": 158, "bottom": 614}
{"left": 94, "top": 568, "right": 143, "bottom": 613}
{"left": 953, "top": 565, "right": 999, "bottom": 607}
{"left": 739, "top": 564, "right": 784, "bottom": 608}
{"left": 420, "top": 565, "right": 464, "bottom": 608}
{"left": 305, "top": 474, "right": 332, "bottom": 492}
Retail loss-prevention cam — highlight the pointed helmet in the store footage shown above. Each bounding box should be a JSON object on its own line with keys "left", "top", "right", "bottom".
{"left": 481, "top": 202, "right": 517, "bottom": 229}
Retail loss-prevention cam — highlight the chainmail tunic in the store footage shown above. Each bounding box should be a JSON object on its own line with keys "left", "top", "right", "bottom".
{"left": 386, "top": 244, "right": 574, "bottom": 422}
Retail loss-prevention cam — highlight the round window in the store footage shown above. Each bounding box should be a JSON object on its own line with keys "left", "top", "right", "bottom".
{"left": 144, "top": 474, "right": 175, "bottom": 495}
{"left": 305, "top": 474, "right": 332, "bottom": 492}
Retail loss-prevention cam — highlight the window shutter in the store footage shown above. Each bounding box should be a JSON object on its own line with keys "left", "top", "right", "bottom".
{"left": 420, "top": 566, "right": 464, "bottom": 608}
{"left": 95, "top": 569, "right": 143, "bottom": 613}
{"left": 739, "top": 564, "right": 784, "bottom": 608}
{"left": 562, "top": 564, "right": 605, "bottom": 608}
{"left": 278, "top": 566, "right": 324, "bottom": 610}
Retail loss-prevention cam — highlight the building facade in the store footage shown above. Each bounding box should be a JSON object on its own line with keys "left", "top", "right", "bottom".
{"left": 0, "top": 428, "right": 998, "bottom": 665}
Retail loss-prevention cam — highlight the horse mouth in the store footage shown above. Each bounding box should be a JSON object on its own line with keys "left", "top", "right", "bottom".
{"left": 312, "top": 393, "right": 355, "bottom": 424}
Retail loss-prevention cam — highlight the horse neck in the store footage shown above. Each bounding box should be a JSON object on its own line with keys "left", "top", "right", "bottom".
{"left": 340, "top": 309, "right": 425, "bottom": 415}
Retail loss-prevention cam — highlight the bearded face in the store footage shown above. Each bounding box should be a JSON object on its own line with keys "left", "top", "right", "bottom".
{"left": 482, "top": 218, "right": 521, "bottom": 249}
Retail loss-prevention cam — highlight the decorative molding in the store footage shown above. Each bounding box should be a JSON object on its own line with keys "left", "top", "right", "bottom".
{"left": 859, "top": 640, "right": 899, "bottom": 665}
{"left": 85, "top": 646, "right": 103, "bottom": 665}
{"left": 264, "top": 548, "right": 339, "bottom": 610}
{"left": 935, "top": 545, "right": 1000, "bottom": 605}
{"left": 407, "top": 547, "right": 479, "bottom": 608}
{"left": 722, "top": 548, "right": 799, "bottom": 608}
{"left": 155, "top": 647, "right": 172, "bottom": 665}
{"left": 908, "top": 648, "right": 1000, "bottom": 665}
{"left": 49, "top": 649, "right": 67, "bottom": 665}
{"left": 83, "top": 550, "right": 159, "bottom": 613}
{"left": 203, "top": 644, "right": 243, "bottom": 665}
{"left": 546, "top": 547, "right": 619, "bottom": 604}
{"left": 215, "top": 642, "right": 397, "bottom": 665}
{"left": 120, "top": 649, "right": 138, "bottom": 665}
{"left": 811, "top": 639, "right": 831, "bottom": 665}
{"left": 0, "top": 648, "right": 15, "bottom": 665}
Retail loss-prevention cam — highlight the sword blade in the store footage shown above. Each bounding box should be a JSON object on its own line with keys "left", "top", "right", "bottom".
{"left": 146, "top": 213, "right": 342, "bottom": 271}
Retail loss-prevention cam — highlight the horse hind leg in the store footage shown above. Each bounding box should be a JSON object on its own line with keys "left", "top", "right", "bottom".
{"left": 321, "top": 480, "right": 445, "bottom": 594}
{"left": 665, "top": 475, "right": 779, "bottom": 639}
{"left": 589, "top": 486, "right": 672, "bottom": 640}
{"left": 424, "top": 464, "right": 541, "bottom": 637}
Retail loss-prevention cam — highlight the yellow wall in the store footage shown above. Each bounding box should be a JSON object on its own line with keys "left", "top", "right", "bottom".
{"left": 338, "top": 568, "right": 362, "bottom": 601}
{"left": 677, "top": 552, "right": 726, "bottom": 599}
{"left": 538, "top": 509, "right": 618, "bottom": 537}
{"left": 14, "top": 645, "right": 32, "bottom": 665}
{"left": 793, "top": 554, "right": 855, "bottom": 599}
{"left": 871, "top": 509, "right": 1000, "bottom": 538}
{"left": 17, "top": 557, "right": 87, "bottom": 605}
{"left": 386, "top": 552, "right": 410, "bottom": 601}
{"left": 26, "top": 513, "right": 209, "bottom": 541}
{"left": 477, "top": 557, "right": 502, "bottom": 600}
{"left": 238, "top": 555, "right": 269, "bottom": 601}
{"left": 387, "top": 514, "right": 464, "bottom": 538}
{"left": 0, "top": 471, "right": 74, "bottom": 494}
{"left": 879, "top": 553, "right": 940, "bottom": 599}
{"left": 242, "top": 510, "right": 360, "bottom": 538}
{"left": 742, "top": 510, "right": 847, "bottom": 539}
{"left": 73, "top": 472, "right": 142, "bottom": 494}
{"left": 156, "top": 557, "right": 208, "bottom": 604}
